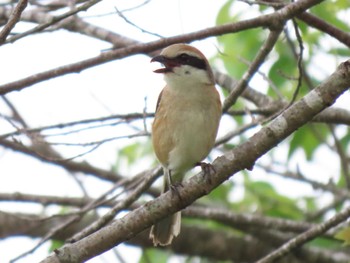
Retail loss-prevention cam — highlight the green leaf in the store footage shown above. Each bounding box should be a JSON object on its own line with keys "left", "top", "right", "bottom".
{"left": 217, "top": 28, "right": 265, "bottom": 80}
{"left": 340, "top": 129, "right": 350, "bottom": 152}
{"left": 303, "top": 197, "right": 317, "bottom": 214}
{"left": 114, "top": 140, "right": 153, "bottom": 171}
{"left": 202, "top": 181, "right": 234, "bottom": 206}
{"left": 216, "top": 2, "right": 265, "bottom": 80}
{"left": 328, "top": 47, "right": 350, "bottom": 58}
{"left": 139, "top": 248, "right": 169, "bottom": 263}
{"left": 309, "top": 237, "right": 342, "bottom": 249}
{"left": 216, "top": 0, "right": 234, "bottom": 26}
{"left": 288, "top": 124, "right": 327, "bottom": 161}
{"left": 243, "top": 177, "right": 303, "bottom": 219}
{"left": 48, "top": 240, "right": 64, "bottom": 252}
{"left": 335, "top": 227, "right": 350, "bottom": 246}
{"left": 267, "top": 40, "right": 296, "bottom": 98}
{"left": 311, "top": 2, "right": 350, "bottom": 32}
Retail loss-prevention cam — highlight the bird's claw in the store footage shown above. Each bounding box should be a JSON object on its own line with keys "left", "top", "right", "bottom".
{"left": 196, "top": 162, "right": 216, "bottom": 184}
{"left": 170, "top": 182, "right": 183, "bottom": 201}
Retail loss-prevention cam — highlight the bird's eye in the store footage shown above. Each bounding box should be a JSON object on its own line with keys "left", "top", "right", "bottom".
{"left": 178, "top": 53, "right": 190, "bottom": 62}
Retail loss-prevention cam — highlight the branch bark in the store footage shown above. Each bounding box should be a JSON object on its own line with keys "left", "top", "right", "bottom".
{"left": 0, "top": 0, "right": 28, "bottom": 44}
{"left": 257, "top": 206, "right": 350, "bottom": 263}
{"left": 2, "top": 210, "right": 348, "bottom": 263}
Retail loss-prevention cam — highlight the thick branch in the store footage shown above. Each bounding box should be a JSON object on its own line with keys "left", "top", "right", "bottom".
{"left": 2, "top": 210, "right": 347, "bottom": 263}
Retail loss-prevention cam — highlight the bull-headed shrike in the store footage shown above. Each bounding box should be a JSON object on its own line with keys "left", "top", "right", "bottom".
{"left": 150, "top": 43, "right": 222, "bottom": 246}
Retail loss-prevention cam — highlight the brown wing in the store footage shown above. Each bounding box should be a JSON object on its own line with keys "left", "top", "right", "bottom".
{"left": 152, "top": 87, "right": 175, "bottom": 167}
{"left": 155, "top": 88, "right": 164, "bottom": 113}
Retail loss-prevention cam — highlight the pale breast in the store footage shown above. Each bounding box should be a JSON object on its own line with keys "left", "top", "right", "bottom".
{"left": 152, "top": 85, "right": 221, "bottom": 173}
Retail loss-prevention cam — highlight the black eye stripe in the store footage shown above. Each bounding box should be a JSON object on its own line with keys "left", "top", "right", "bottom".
{"left": 175, "top": 54, "right": 207, "bottom": 70}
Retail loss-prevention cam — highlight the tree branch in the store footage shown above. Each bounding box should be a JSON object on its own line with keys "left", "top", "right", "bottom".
{"left": 0, "top": 0, "right": 28, "bottom": 44}
{"left": 4, "top": 0, "right": 102, "bottom": 44}
{"left": 298, "top": 12, "right": 350, "bottom": 48}
{"left": 0, "top": 138, "right": 123, "bottom": 182}
{"left": 2, "top": 210, "right": 348, "bottom": 263}
{"left": 257, "top": 205, "right": 350, "bottom": 263}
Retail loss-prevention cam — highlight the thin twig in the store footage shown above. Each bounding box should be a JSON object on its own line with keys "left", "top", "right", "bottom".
{"left": 114, "top": 6, "right": 163, "bottom": 38}
{"left": 5, "top": 0, "right": 102, "bottom": 44}
{"left": 238, "top": 0, "right": 285, "bottom": 7}
{"left": 305, "top": 195, "right": 346, "bottom": 221}
{"left": 257, "top": 205, "right": 350, "bottom": 263}
{"left": 68, "top": 166, "right": 161, "bottom": 242}
{"left": 1, "top": 96, "right": 28, "bottom": 127}
{"left": 215, "top": 117, "right": 264, "bottom": 146}
{"left": 329, "top": 125, "right": 350, "bottom": 189}
{"left": 258, "top": 163, "right": 350, "bottom": 199}
{"left": 0, "top": 138, "right": 123, "bottom": 182}
{"left": 119, "top": 0, "right": 151, "bottom": 13}
{"left": 238, "top": 56, "right": 284, "bottom": 100}
{"left": 0, "top": 112, "right": 153, "bottom": 139}
{"left": 222, "top": 27, "right": 284, "bottom": 112}
{"left": 289, "top": 18, "right": 304, "bottom": 104}
{"left": 10, "top": 173, "right": 137, "bottom": 262}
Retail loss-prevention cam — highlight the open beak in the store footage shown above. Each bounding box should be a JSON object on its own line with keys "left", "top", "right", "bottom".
{"left": 151, "top": 55, "right": 179, "bottom": 73}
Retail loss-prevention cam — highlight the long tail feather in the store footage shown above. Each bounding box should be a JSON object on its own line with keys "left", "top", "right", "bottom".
{"left": 150, "top": 168, "right": 182, "bottom": 246}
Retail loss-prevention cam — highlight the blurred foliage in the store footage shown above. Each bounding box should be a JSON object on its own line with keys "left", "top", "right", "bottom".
{"left": 48, "top": 240, "right": 64, "bottom": 253}
{"left": 288, "top": 124, "right": 328, "bottom": 160}
{"left": 139, "top": 248, "right": 169, "bottom": 263}
{"left": 243, "top": 175, "right": 304, "bottom": 219}
{"left": 214, "top": 0, "right": 349, "bottom": 166}
{"left": 335, "top": 227, "right": 350, "bottom": 246}
{"left": 113, "top": 139, "right": 154, "bottom": 174}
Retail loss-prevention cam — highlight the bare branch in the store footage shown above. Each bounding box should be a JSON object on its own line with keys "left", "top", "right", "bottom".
{"left": 114, "top": 6, "right": 163, "bottom": 38}
{"left": 68, "top": 167, "right": 161, "bottom": 242}
{"left": 298, "top": 12, "right": 350, "bottom": 48}
{"left": 257, "top": 206, "right": 350, "bottom": 263}
{"left": 5, "top": 0, "right": 102, "bottom": 44}
{"left": 0, "top": 138, "right": 123, "bottom": 182}
{"left": 259, "top": 163, "right": 350, "bottom": 199}
{"left": 222, "top": 27, "right": 283, "bottom": 112}
{"left": 0, "top": 0, "right": 27, "bottom": 44}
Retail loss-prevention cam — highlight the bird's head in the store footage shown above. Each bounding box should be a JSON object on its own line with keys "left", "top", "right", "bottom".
{"left": 151, "top": 44, "right": 214, "bottom": 87}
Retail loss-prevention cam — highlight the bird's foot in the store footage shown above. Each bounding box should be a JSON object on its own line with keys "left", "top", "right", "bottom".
{"left": 196, "top": 162, "right": 216, "bottom": 184}
{"left": 169, "top": 182, "right": 183, "bottom": 201}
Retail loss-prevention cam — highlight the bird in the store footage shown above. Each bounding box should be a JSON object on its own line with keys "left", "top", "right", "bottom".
{"left": 149, "top": 43, "right": 222, "bottom": 246}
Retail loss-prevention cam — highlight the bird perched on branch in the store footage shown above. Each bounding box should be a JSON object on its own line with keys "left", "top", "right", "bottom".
{"left": 150, "top": 43, "right": 222, "bottom": 246}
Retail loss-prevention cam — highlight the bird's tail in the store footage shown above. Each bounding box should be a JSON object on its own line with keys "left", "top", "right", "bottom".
{"left": 150, "top": 211, "right": 181, "bottom": 246}
{"left": 150, "top": 168, "right": 182, "bottom": 246}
